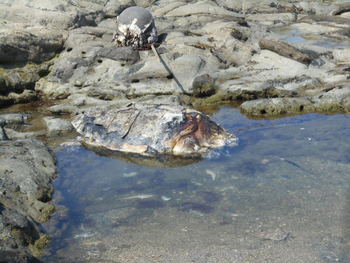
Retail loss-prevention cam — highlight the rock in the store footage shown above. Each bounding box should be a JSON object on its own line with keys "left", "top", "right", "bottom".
{"left": 0, "top": 205, "right": 41, "bottom": 263}
{"left": 0, "top": 113, "right": 29, "bottom": 127}
{"left": 103, "top": 0, "right": 136, "bottom": 18}
{"left": 240, "top": 86, "right": 350, "bottom": 116}
{"left": 333, "top": 48, "right": 350, "bottom": 63}
{"left": 47, "top": 104, "right": 80, "bottom": 115}
{"left": 240, "top": 97, "right": 314, "bottom": 116}
{"left": 0, "top": 29, "right": 65, "bottom": 64}
{"left": 0, "top": 63, "right": 50, "bottom": 95}
{"left": 43, "top": 117, "right": 74, "bottom": 136}
{"left": 3, "top": 129, "right": 46, "bottom": 140}
{"left": 0, "top": 63, "right": 52, "bottom": 108}
{"left": 97, "top": 46, "right": 140, "bottom": 64}
{"left": 0, "top": 139, "right": 56, "bottom": 262}
{"left": 191, "top": 74, "right": 216, "bottom": 97}
{"left": 0, "top": 139, "right": 56, "bottom": 222}
{"left": 163, "top": 1, "right": 243, "bottom": 19}
{"left": 250, "top": 50, "right": 308, "bottom": 78}
{"left": 258, "top": 227, "right": 290, "bottom": 241}
{"left": 246, "top": 13, "right": 297, "bottom": 25}
{"left": 312, "top": 86, "right": 350, "bottom": 112}
{"left": 0, "top": 0, "right": 110, "bottom": 107}
{"left": 0, "top": 122, "right": 8, "bottom": 140}
{"left": 216, "top": 0, "right": 280, "bottom": 13}
{"left": 0, "top": 90, "right": 37, "bottom": 108}
{"left": 133, "top": 0, "right": 154, "bottom": 8}
{"left": 259, "top": 39, "right": 313, "bottom": 65}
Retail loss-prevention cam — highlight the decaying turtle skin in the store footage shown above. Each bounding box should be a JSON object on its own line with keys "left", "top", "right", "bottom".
{"left": 112, "top": 6, "right": 158, "bottom": 48}
{"left": 72, "top": 104, "right": 238, "bottom": 157}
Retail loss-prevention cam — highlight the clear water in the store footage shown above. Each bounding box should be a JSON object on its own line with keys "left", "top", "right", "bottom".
{"left": 44, "top": 107, "right": 350, "bottom": 263}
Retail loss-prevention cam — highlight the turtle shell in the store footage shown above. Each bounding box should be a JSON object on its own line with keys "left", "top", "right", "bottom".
{"left": 72, "top": 104, "right": 237, "bottom": 157}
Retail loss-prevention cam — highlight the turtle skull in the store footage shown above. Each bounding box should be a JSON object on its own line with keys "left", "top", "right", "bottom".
{"left": 113, "top": 6, "right": 158, "bottom": 48}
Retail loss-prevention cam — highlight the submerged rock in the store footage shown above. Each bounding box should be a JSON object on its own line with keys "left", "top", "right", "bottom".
{"left": 43, "top": 117, "right": 74, "bottom": 137}
{"left": 72, "top": 104, "right": 237, "bottom": 156}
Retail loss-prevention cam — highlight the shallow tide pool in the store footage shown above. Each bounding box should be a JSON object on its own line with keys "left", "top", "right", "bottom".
{"left": 44, "top": 107, "right": 350, "bottom": 263}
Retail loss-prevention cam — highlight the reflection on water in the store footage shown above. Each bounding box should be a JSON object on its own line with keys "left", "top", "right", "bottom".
{"left": 44, "top": 108, "right": 350, "bottom": 263}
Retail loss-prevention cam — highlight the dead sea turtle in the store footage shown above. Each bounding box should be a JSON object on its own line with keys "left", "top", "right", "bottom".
{"left": 112, "top": 6, "right": 158, "bottom": 48}
{"left": 72, "top": 104, "right": 238, "bottom": 157}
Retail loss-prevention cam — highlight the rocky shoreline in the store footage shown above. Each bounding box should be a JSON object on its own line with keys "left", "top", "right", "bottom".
{"left": 1, "top": 0, "right": 350, "bottom": 261}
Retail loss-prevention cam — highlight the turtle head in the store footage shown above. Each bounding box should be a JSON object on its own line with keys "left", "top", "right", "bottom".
{"left": 170, "top": 111, "right": 238, "bottom": 155}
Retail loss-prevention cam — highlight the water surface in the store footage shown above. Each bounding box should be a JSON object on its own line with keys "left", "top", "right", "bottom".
{"left": 44, "top": 107, "right": 350, "bottom": 263}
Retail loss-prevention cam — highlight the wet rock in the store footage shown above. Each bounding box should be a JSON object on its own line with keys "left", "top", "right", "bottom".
{"left": 0, "top": 139, "right": 56, "bottom": 222}
{"left": 0, "top": 205, "right": 41, "bottom": 263}
{"left": 0, "top": 90, "right": 37, "bottom": 108}
{"left": 0, "top": 63, "right": 51, "bottom": 95}
{"left": 240, "top": 86, "right": 350, "bottom": 116}
{"left": 0, "top": 139, "right": 56, "bottom": 262}
{"left": 0, "top": 121, "right": 8, "bottom": 140}
{"left": 290, "top": 22, "right": 340, "bottom": 35}
{"left": 3, "top": 129, "right": 46, "bottom": 140}
{"left": 179, "top": 201, "right": 214, "bottom": 214}
{"left": 333, "top": 48, "right": 350, "bottom": 64}
{"left": 191, "top": 74, "right": 216, "bottom": 97}
{"left": 240, "top": 97, "right": 314, "bottom": 116}
{"left": 0, "top": 113, "right": 29, "bottom": 127}
{"left": 0, "top": 62, "right": 53, "bottom": 107}
{"left": 47, "top": 104, "right": 80, "bottom": 115}
{"left": 43, "top": 117, "right": 74, "bottom": 136}
{"left": 257, "top": 227, "right": 290, "bottom": 241}
{"left": 312, "top": 86, "right": 350, "bottom": 113}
